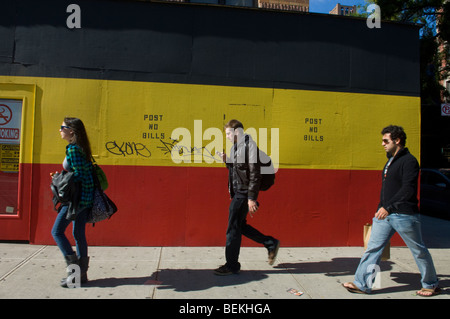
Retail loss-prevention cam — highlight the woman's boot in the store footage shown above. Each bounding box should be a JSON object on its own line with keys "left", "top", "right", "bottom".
{"left": 60, "top": 254, "right": 79, "bottom": 288}
{"left": 79, "top": 256, "right": 90, "bottom": 284}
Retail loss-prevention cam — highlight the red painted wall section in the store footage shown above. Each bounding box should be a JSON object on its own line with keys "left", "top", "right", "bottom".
{"left": 26, "top": 163, "right": 404, "bottom": 247}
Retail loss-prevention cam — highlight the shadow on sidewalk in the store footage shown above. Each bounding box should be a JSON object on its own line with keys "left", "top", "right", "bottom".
{"left": 81, "top": 257, "right": 449, "bottom": 296}
{"left": 151, "top": 268, "right": 270, "bottom": 292}
{"left": 84, "top": 257, "right": 365, "bottom": 291}
{"left": 370, "top": 272, "right": 450, "bottom": 296}
{"left": 82, "top": 269, "right": 269, "bottom": 291}
{"left": 83, "top": 276, "right": 154, "bottom": 288}
{"left": 275, "top": 257, "right": 374, "bottom": 276}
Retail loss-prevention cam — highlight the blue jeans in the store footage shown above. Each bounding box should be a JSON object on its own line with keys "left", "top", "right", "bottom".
{"left": 353, "top": 214, "right": 438, "bottom": 293}
{"left": 51, "top": 205, "right": 89, "bottom": 257}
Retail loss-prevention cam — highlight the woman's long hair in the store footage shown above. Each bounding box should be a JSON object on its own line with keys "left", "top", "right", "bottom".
{"left": 64, "top": 117, "right": 93, "bottom": 162}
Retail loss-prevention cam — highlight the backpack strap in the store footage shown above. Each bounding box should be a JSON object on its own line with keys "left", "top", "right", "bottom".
{"left": 244, "top": 134, "right": 249, "bottom": 164}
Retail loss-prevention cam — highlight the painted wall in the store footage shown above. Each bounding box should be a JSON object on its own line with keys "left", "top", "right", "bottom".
{"left": 0, "top": 0, "right": 420, "bottom": 246}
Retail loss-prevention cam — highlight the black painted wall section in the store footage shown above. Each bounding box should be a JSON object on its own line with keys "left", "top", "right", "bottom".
{"left": 1, "top": 0, "right": 420, "bottom": 95}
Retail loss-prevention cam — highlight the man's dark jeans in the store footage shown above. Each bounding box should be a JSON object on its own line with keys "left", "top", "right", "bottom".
{"left": 225, "top": 197, "right": 276, "bottom": 272}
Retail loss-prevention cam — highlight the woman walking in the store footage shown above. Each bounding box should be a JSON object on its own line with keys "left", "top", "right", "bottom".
{"left": 51, "top": 117, "right": 94, "bottom": 287}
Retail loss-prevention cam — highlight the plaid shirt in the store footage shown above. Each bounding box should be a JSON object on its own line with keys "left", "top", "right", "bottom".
{"left": 66, "top": 144, "right": 94, "bottom": 208}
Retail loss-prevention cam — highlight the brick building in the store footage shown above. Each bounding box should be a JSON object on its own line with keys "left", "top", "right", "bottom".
{"left": 329, "top": 3, "right": 356, "bottom": 16}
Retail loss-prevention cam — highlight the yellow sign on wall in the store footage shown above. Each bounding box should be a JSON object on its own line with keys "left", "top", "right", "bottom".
{"left": 0, "top": 144, "right": 20, "bottom": 172}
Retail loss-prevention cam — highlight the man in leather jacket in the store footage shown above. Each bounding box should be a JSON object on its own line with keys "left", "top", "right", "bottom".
{"left": 214, "top": 119, "right": 280, "bottom": 276}
{"left": 343, "top": 125, "right": 440, "bottom": 296}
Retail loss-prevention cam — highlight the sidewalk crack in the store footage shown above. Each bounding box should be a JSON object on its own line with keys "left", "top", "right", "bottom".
{"left": 0, "top": 245, "right": 47, "bottom": 283}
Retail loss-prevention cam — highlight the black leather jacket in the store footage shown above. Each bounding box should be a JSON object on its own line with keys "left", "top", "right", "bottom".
{"left": 227, "top": 134, "right": 262, "bottom": 200}
{"left": 378, "top": 148, "right": 419, "bottom": 215}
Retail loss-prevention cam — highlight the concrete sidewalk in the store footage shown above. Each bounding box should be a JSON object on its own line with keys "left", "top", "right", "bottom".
{"left": 0, "top": 215, "right": 449, "bottom": 300}
{"left": 0, "top": 244, "right": 449, "bottom": 300}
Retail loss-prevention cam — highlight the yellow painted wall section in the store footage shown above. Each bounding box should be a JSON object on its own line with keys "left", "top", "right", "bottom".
{"left": 0, "top": 76, "right": 420, "bottom": 170}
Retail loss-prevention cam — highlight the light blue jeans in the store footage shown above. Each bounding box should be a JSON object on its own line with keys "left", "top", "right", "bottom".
{"left": 353, "top": 214, "right": 438, "bottom": 293}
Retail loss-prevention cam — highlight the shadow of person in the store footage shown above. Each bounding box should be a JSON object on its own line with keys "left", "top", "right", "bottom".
{"left": 275, "top": 257, "right": 394, "bottom": 277}
{"left": 140, "top": 258, "right": 375, "bottom": 293}
{"left": 151, "top": 268, "right": 269, "bottom": 292}
{"left": 84, "top": 258, "right": 386, "bottom": 291}
{"left": 83, "top": 258, "right": 450, "bottom": 296}
{"left": 84, "top": 276, "right": 155, "bottom": 288}
{"left": 82, "top": 268, "right": 268, "bottom": 291}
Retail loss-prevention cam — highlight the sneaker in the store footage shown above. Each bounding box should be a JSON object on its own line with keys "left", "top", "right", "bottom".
{"left": 268, "top": 239, "right": 280, "bottom": 265}
{"left": 214, "top": 265, "right": 240, "bottom": 276}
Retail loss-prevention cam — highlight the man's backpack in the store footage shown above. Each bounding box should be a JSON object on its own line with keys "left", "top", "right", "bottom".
{"left": 245, "top": 135, "right": 275, "bottom": 191}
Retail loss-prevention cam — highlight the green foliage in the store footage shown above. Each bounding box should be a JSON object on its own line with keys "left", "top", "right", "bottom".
{"left": 360, "top": 0, "right": 449, "bottom": 103}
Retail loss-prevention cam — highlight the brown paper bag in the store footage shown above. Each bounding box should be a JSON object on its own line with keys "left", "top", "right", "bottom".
{"left": 363, "top": 223, "right": 390, "bottom": 261}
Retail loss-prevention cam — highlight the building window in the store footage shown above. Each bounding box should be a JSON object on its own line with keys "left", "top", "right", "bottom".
{"left": 190, "top": 0, "right": 219, "bottom": 4}
{"left": 225, "top": 0, "right": 254, "bottom": 7}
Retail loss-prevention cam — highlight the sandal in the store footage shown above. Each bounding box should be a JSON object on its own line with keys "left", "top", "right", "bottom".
{"left": 416, "top": 287, "right": 441, "bottom": 297}
{"left": 342, "top": 282, "right": 367, "bottom": 294}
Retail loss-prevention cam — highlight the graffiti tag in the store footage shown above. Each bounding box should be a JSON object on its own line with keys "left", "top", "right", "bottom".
{"left": 157, "top": 138, "right": 219, "bottom": 161}
{"left": 105, "top": 141, "right": 151, "bottom": 158}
